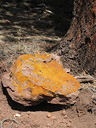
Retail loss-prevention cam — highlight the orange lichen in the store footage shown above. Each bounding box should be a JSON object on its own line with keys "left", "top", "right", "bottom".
{"left": 11, "top": 52, "right": 81, "bottom": 97}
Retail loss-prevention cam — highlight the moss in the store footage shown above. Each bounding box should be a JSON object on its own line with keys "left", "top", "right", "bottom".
{"left": 11, "top": 52, "right": 81, "bottom": 97}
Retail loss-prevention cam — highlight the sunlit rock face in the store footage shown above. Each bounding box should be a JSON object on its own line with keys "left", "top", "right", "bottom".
{"left": 2, "top": 52, "right": 81, "bottom": 106}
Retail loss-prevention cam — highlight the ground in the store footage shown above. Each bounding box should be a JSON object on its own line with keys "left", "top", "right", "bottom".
{"left": 0, "top": 1, "right": 96, "bottom": 128}
{"left": 0, "top": 75, "right": 96, "bottom": 128}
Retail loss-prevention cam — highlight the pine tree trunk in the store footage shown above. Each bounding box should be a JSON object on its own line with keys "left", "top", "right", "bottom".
{"left": 54, "top": 0, "right": 96, "bottom": 75}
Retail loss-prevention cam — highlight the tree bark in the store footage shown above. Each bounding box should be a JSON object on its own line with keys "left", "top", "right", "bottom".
{"left": 53, "top": 0, "right": 96, "bottom": 75}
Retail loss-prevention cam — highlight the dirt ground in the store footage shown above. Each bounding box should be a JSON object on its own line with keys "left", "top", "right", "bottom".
{"left": 0, "top": 72, "right": 96, "bottom": 128}
{"left": 0, "top": 1, "right": 96, "bottom": 128}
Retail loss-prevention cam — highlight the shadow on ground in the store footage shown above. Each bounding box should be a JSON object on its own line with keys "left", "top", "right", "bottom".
{"left": 0, "top": 0, "right": 74, "bottom": 59}
{"left": 0, "top": 0, "right": 73, "bottom": 39}
{"left": 1, "top": 83, "right": 66, "bottom": 112}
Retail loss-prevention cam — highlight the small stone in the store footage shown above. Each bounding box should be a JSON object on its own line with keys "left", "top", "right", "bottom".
{"left": 51, "top": 116, "right": 56, "bottom": 120}
{"left": 47, "top": 113, "right": 52, "bottom": 118}
{"left": 14, "top": 113, "right": 21, "bottom": 117}
{"left": 64, "top": 115, "right": 68, "bottom": 119}
{"left": 64, "top": 68, "right": 70, "bottom": 73}
{"left": 62, "top": 109, "right": 66, "bottom": 116}
{"left": 46, "top": 123, "right": 51, "bottom": 127}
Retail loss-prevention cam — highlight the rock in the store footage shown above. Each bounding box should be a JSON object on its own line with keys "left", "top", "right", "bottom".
{"left": 61, "top": 109, "right": 66, "bottom": 116}
{"left": 64, "top": 68, "right": 70, "bottom": 73}
{"left": 2, "top": 52, "right": 81, "bottom": 106}
{"left": 51, "top": 116, "right": 56, "bottom": 120}
{"left": 47, "top": 113, "right": 52, "bottom": 118}
{"left": 14, "top": 113, "right": 21, "bottom": 117}
{"left": 64, "top": 115, "right": 68, "bottom": 119}
{"left": 46, "top": 123, "right": 51, "bottom": 127}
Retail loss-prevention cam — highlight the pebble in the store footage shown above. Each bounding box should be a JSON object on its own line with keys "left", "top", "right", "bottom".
{"left": 62, "top": 109, "right": 66, "bottom": 116}
{"left": 64, "top": 115, "right": 68, "bottom": 119}
{"left": 47, "top": 113, "right": 52, "bottom": 118}
{"left": 46, "top": 123, "right": 51, "bottom": 127}
{"left": 51, "top": 116, "right": 56, "bottom": 120}
{"left": 14, "top": 113, "right": 21, "bottom": 117}
{"left": 64, "top": 68, "right": 70, "bottom": 73}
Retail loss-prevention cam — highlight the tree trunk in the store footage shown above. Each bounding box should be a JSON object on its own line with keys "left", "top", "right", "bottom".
{"left": 53, "top": 0, "right": 96, "bottom": 75}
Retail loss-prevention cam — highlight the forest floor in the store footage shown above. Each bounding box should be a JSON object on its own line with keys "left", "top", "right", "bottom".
{"left": 0, "top": 1, "right": 96, "bottom": 128}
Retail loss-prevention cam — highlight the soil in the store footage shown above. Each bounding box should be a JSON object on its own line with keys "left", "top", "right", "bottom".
{"left": 0, "top": 73, "right": 96, "bottom": 128}
{"left": 0, "top": 1, "right": 96, "bottom": 128}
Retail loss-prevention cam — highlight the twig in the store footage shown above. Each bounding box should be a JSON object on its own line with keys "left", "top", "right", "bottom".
{"left": 75, "top": 75, "right": 94, "bottom": 83}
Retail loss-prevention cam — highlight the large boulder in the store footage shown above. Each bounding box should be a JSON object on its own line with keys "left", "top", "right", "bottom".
{"left": 2, "top": 52, "right": 81, "bottom": 106}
